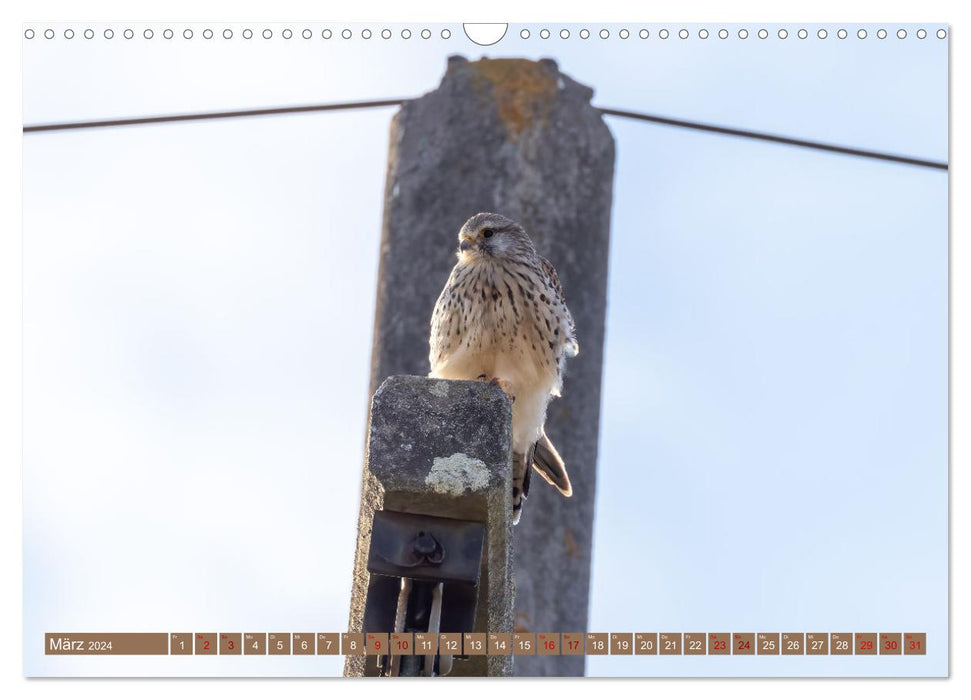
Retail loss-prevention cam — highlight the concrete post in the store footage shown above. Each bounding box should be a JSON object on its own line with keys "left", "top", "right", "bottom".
{"left": 366, "top": 56, "right": 615, "bottom": 676}
{"left": 345, "top": 375, "right": 514, "bottom": 677}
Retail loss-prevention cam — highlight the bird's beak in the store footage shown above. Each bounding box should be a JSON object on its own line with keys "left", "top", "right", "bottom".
{"left": 459, "top": 237, "right": 474, "bottom": 252}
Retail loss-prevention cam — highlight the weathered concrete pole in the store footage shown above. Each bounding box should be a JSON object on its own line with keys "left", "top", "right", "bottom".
{"left": 366, "top": 56, "right": 614, "bottom": 676}
{"left": 345, "top": 376, "right": 514, "bottom": 677}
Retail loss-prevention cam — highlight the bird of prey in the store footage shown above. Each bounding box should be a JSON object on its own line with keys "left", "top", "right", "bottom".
{"left": 429, "top": 213, "right": 577, "bottom": 524}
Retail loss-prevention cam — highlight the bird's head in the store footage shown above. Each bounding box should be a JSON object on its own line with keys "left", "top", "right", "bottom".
{"left": 457, "top": 212, "right": 536, "bottom": 262}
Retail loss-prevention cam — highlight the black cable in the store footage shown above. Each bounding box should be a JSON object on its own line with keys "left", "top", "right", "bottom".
{"left": 599, "top": 107, "right": 948, "bottom": 170}
{"left": 22, "top": 98, "right": 948, "bottom": 171}
{"left": 21, "top": 98, "right": 406, "bottom": 133}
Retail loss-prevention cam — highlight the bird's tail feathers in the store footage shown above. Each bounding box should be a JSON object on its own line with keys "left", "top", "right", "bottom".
{"left": 532, "top": 431, "right": 573, "bottom": 497}
{"left": 512, "top": 434, "right": 571, "bottom": 525}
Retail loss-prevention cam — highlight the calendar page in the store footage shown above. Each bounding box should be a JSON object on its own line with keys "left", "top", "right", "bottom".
{"left": 21, "top": 19, "right": 948, "bottom": 678}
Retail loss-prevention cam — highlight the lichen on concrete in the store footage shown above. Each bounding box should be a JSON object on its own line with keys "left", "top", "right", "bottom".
{"left": 468, "top": 58, "right": 558, "bottom": 138}
{"left": 425, "top": 453, "right": 491, "bottom": 496}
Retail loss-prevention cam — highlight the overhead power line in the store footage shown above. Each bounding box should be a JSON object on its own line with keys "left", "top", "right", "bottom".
{"left": 599, "top": 107, "right": 948, "bottom": 171}
{"left": 21, "top": 98, "right": 407, "bottom": 133}
{"left": 22, "top": 98, "right": 947, "bottom": 171}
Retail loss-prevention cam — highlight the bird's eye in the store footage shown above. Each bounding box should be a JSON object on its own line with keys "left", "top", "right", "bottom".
{"left": 482, "top": 229, "right": 495, "bottom": 238}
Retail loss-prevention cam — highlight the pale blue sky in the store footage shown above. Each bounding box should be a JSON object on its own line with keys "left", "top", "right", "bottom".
{"left": 22, "top": 23, "right": 947, "bottom": 677}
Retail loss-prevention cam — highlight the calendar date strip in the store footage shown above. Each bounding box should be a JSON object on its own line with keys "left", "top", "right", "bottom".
{"left": 45, "top": 632, "right": 927, "bottom": 656}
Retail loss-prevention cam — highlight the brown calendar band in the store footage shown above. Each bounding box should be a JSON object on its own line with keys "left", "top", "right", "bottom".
{"left": 44, "top": 632, "right": 928, "bottom": 656}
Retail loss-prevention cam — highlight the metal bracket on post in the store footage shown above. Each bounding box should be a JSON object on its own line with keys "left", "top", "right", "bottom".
{"left": 363, "top": 510, "right": 485, "bottom": 677}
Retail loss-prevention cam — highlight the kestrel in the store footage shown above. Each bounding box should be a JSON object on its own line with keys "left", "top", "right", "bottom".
{"left": 429, "top": 213, "right": 577, "bottom": 523}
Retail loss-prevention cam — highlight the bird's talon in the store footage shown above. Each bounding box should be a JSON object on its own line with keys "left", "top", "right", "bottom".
{"left": 485, "top": 377, "right": 515, "bottom": 402}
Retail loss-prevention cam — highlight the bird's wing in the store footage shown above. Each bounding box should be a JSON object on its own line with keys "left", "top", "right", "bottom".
{"left": 539, "top": 256, "right": 579, "bottom": 357}
{"left": 539, "top": 256, "right": 564, "bottom": 297}
{"left": 428, "top": 269, "right": 458, "bottom": 373}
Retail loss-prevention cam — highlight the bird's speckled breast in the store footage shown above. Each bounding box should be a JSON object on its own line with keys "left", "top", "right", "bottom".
{"left": 429, "top": 257, "right": 563, "bottom": 386}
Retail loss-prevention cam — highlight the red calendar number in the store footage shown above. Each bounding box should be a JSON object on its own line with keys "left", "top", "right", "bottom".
{"left": 855, "top": 633, "right": 877, "bottom": 655}
{"left": 903, "top": 633, "right": 926, "bottom": 655}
